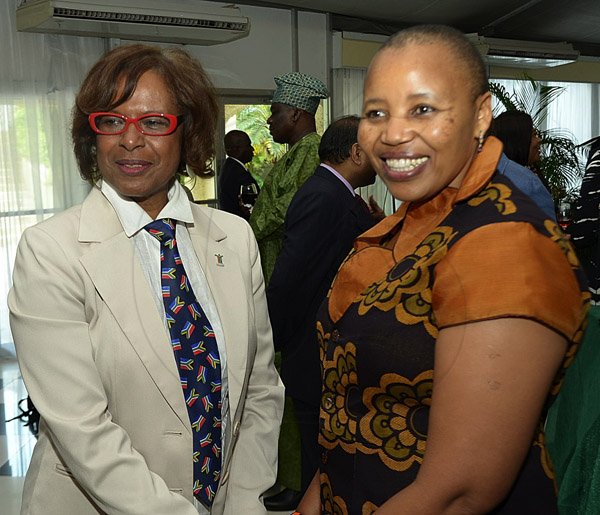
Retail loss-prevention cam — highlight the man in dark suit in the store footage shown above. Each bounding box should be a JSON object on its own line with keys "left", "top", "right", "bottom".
{"left": 266, "top": 116, "right": 379, "bottom": 504}
{"left": 218, "top": 130, "right": 259, "bottom": 220}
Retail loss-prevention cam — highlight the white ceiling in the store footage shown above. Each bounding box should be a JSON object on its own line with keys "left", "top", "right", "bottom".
{"left": 229, "top": 0, "right": 600, "bottom": 57}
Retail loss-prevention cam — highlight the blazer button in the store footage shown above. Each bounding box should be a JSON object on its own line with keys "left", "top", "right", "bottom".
{"left": 331, "top": 329, "right": 340, "bottom": 342}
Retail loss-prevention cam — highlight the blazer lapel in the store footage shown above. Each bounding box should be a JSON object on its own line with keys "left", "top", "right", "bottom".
{"left": 77, "top": 189, "right": 190, "bottom": 430}
{"left": 187, "top": 207, "right": 248, "bottom": 419}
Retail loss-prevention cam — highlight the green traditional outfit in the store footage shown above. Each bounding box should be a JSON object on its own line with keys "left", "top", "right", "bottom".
{"left": 249, "top": 132, "right": 321, "bottom": 284}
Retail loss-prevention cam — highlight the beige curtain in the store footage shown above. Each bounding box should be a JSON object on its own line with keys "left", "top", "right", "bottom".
{"left": 0, "top": 0, "right": 105, "bottom": 351}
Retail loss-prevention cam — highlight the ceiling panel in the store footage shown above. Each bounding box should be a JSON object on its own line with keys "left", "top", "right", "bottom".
{"left": 227, "top": 0, "right": 600, "bottom": 56}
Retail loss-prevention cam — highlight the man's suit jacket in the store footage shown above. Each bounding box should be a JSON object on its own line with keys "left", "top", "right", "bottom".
{"left": 8, "top": 187, "right": 284, "bottom": 515}
{"left": 218, "top": 157, "right": 259, "bottom": 220}
{"left": 267, "top": 166, "right": 374, "bottom": 406}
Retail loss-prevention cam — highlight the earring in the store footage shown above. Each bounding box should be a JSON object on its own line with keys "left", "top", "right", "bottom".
{"left": 477, "top": 132, "right": 485, "bottom": 153}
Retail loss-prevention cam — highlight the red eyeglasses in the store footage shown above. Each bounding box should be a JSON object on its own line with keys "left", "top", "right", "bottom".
{"left": 88, "top": 112, "right": 184, "bottom": 136}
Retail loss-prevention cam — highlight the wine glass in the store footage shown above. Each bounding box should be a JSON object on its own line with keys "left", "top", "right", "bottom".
{"left": 240, "top": 183, "right": 259, "bottom": 206}
{"left": 557, "top": 200, "right": 571, "bottom": 230}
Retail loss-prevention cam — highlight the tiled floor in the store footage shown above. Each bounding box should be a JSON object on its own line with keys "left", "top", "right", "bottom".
{"left": 0, "top": 351, "right": 36, "bottom": 515}
{"left": 0, "top": 350, "right": 290, "bottom": 515}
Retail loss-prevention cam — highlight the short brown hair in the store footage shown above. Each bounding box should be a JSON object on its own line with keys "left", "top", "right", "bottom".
{"left": 72, "top": 44, "right": 218, "bottom": 184}
{"left": 382, "top": 25, "right": 489, "bottom": 100}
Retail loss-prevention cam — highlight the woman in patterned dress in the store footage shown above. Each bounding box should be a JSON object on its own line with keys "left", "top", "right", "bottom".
{"left": 297, "top": 25, "right": 588, "bottom": 515}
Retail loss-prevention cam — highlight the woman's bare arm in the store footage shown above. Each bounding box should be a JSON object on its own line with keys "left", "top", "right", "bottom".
{"left": 375, "top": 317, "right": 567, "bottom": 514}
{"left": 297, "top": 470, "right": 321, "bottom": 515}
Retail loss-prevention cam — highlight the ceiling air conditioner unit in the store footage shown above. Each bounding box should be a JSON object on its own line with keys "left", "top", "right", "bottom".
{"left": 467, "top": 34, "right": 579, "bottom": 68}
{"left": 16, "top": 0, "right": 250, "bottom": 45}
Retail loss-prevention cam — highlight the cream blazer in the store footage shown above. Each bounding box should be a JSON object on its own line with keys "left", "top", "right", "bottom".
{"left": 8, "top": 187, "right": 284, "bottom": 515}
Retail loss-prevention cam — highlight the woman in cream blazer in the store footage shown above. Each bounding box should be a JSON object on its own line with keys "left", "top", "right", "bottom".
{"left": 9, "top": 44, "right": 283, "bottom": 515}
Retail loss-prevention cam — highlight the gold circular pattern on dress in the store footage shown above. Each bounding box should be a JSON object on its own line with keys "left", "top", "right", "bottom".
{"left": 320, "top": 342, "right": 358, "bottom": 449}
{"left": 533, "top": 424, "right": 555, "bottom": 480}
{"left": 320, "top": 472, "right": 349, "bottom": 515}
{"left": 361, "top": 501, "right": 379, "bottom": 515}
{"left": 544, "top": 219, "right": 581, "bottom": 269}
{"left": 468, "top": 181, "right": 517, "bottom": 215}
{"left": 357, "top": 227, "right": 457, "bottom": 338}
{"left": 360, "top": 371, "right": 433, "bottom": 472}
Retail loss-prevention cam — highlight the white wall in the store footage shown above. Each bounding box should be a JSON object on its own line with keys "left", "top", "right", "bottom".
{"left": 185, "top": 5, "right": 329, "bottom": 92}
{"left": 7, "top": 2, "right": 330, "bottom": 93}
{"left": 297, "top": 10, "right": 329, "bottom": 84}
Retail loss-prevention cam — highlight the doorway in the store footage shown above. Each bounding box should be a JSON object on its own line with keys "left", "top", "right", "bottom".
{"left": 183, "top": 93, "right": 329, "bottom": 206}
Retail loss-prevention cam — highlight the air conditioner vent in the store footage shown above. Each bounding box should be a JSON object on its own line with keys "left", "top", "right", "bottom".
{"left": 467, "top": 34, "right": 579, "bottom": 68}
{"left": 52, "top": 7, "right": 248, "bottom": 31}
{"left": 16, "top": 0, "right": 251, "bottom": 45}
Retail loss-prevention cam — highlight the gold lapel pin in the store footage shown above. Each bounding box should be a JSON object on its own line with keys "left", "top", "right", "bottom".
{"left": 214, "top": 253, "right": 224, "bottom": 267}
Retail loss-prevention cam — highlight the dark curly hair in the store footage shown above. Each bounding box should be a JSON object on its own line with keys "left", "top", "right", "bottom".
{"left": 72, "top": 44, "right": 218, "bottom": 184}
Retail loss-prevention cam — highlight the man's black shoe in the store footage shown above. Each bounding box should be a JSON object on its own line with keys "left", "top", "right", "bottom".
{"left": 263, "top": 487, "right": 303, "bottom": 511}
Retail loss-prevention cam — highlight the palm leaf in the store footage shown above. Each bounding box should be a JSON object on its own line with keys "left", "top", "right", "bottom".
{"left": 234, "top": 104, "right": 287, "bottom": 183}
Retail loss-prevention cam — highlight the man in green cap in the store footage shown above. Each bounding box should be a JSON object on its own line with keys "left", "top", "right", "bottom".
{"left": 250, "top": 71, "right": 329, "bottom": 285}
{"left": 250, "top": 72, "right": 328, "bottom": 511}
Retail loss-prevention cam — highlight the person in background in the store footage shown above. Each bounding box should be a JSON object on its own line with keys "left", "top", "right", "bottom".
{"left": 298, "top": 25, "right": 588, "bottom": 514}
{"left": 546, "top": 136, "right": 600, "bottom": 514}
{"left": 249, "top": 72, "right": 329, "bottom": 284}
{"left": 218, "top": 130, "right": 259, "bottom": 220}
{"left": 568, "top": 136, "right": 600, "bottom": 303}
{"left": 9, "top": 44, "right": 284, "bottom": 515}
{"left": 267, "top": 115, "right": 378, "bottom": 503}
{"left": 490, "top": 110, "right": 556, "bottom": 219}
{"left": 250, "top": 71, "right": 329, "bottom": 512}
{"left": 492, "top": 110, "right": 542, "bottom": 167}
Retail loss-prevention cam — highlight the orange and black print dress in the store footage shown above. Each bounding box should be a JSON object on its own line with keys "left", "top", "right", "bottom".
{"left": 316, "top": 137, "right": 589, "bottom": 514}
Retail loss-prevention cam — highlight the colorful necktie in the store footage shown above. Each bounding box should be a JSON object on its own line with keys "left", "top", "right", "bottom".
{"left": 145, "top": 218, "right": 222, "bottom": 506}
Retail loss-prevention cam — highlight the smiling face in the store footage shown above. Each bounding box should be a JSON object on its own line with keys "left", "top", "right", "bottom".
{"left": 358, "top": 42, "right": 492, "bottom": 203}
{"left": 95, "top": 70, "right": 183, "bottom": 218}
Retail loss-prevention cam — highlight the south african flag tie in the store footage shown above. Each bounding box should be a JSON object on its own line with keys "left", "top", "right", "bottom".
{"left": 145, "top": 218, "right": 221, "bottom": 506}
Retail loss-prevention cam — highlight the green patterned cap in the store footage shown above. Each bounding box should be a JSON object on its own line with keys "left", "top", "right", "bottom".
{"left": 272, "top": 72, "right": 329, "bottom": 115}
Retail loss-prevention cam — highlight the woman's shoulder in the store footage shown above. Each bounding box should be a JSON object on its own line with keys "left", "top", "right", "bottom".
{"left": 434, "top": 221, "right": 587, "bottom": 341}
{"left": 22, "top": 203, "right": 83, "bottom": 241}
{"left": 191, "top": 203, "right": 253, "bottom": 236}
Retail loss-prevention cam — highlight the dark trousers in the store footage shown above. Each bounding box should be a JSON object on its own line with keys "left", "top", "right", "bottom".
{"left": 292, "top": 398, "right": 320, "bottom": 494}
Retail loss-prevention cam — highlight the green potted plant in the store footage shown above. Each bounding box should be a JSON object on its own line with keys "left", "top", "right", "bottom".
{"left": 489, "top": 78, "right": 584, "bottom": 204}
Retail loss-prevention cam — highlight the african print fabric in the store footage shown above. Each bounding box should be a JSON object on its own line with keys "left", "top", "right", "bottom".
{"left": 272, "top": 72, "right": 329, "bottom": 115}
{"left": 315, "top": 138, "right": 589, "bottom": 514}
{"left": 249, "top": 132, "right": 321, "bottom": 284}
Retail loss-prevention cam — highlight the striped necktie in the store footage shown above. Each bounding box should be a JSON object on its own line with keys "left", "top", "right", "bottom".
{"left": 145, "top": 218, "right": 222, "bottom": 506}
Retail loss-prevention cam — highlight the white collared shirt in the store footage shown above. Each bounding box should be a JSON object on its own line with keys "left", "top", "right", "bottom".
{"left": 101, "top": 180, "right": 228, "bottom": 514}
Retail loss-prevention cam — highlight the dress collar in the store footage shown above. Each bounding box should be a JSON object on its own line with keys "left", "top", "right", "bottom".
{"left": 354, "top": 136, "right": 503, "bottom": 251}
